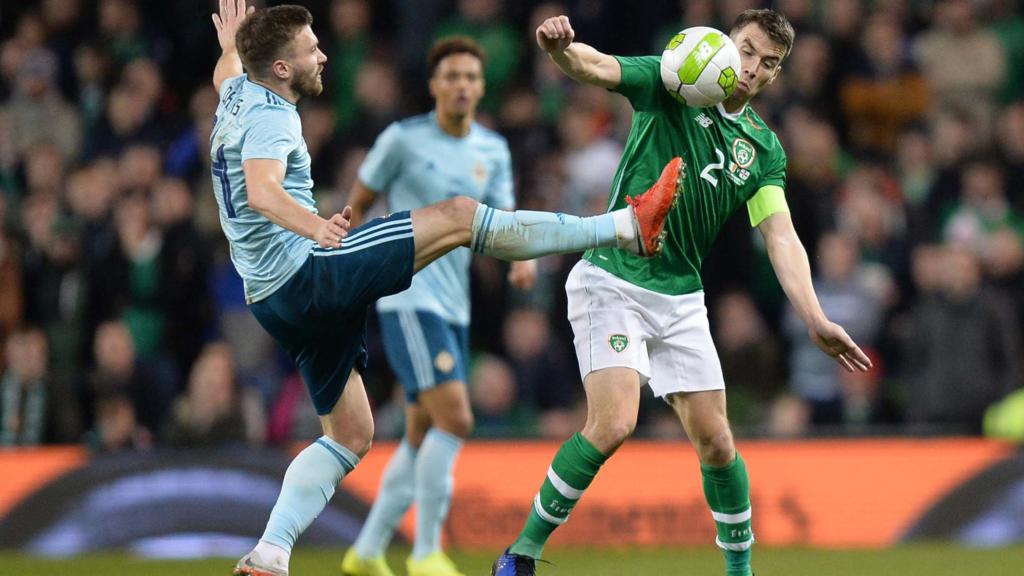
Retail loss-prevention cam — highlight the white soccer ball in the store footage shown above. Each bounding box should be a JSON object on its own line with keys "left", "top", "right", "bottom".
{"left": 660, "top": 26, "right": 741, "bottom": 108}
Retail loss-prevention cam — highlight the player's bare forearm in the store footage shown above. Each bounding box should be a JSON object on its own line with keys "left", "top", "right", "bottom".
{"left": 550, "top": 43, "right": 621, "bottom": 89}
{"left": 250, "top": 180, "right": 324, "bottom": 239}
{"left": 213, "top": 50, "right": 243, "bottom": 92}
{"left": 760, "top": 211, "right": 872, "bottom": 372}
{"left": 759, "top": 213, "right": 827, "bottom": 330}
{"left": 536, "top": 15, "right": 620, "bottom": 88}
{"left": 244, "top": 159, "right": 349, "bottom": 249}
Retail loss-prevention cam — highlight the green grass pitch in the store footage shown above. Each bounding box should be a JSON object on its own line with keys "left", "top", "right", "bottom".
{"left": 2, "top": 544, "right": 1022, "bottom": 575}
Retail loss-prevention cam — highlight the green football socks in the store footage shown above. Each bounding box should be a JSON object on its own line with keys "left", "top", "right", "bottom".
{"left": 702, "top": 453, "right": 754, "bottom": 576}
{"left": 508, "top": 433, "right": 608, "bottom": 559}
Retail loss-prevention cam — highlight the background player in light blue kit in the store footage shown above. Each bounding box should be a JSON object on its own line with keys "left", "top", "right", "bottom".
{"left": 209, "top": 3, "right": 679, "bottom": 576}
{"left": 341, "top": 37, "right": 536, "bottom": 576}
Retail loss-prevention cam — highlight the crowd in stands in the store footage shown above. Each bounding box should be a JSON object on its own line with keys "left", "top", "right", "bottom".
{"left": 1, "top": 0, "right": 1023, "bottom": 449}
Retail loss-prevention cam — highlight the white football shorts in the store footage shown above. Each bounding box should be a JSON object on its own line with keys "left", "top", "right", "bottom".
{"left": 565, "top": 260, "right": 725, "bottom": 396}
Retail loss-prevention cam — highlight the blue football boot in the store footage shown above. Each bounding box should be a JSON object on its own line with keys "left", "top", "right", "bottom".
{"left": 490, "top": 549, "right": 536, "bottom": 576}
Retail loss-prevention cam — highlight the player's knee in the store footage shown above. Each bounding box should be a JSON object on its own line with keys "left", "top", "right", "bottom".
{"left": 439, "top": 195, "right": 479, "bottom": 226}
{"left": 586, "top": 416, "right": 635, "bottom": 453}
{"left": 325, "top": 423, "right": 374, "bottom": 458}
{"left": 696, "top": 430, "right": 735, "bottom": 467}
{"left": 434, "top": 409, "right": 474, "bottom": 439}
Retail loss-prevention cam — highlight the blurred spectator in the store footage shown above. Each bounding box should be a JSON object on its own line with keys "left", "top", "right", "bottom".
{"left": 163, "top": 342, "right": 263, "bottom": 448}
{"left": 435, "top": 0, "right": 520, "bottom": 113}
{"left": 152, "top": 177, "right": 213, "bottom": 373}
{"left": 266, "top": 372, "right": 322, "bottom": 445}
{"left": 19, "top": 192, "right": 86, "bottom": 381}
{"left": 501, "top": 307, "right": 578, "bottom": 437}
{"left": 776, "top": 33, "right": 842, "bottom": 132}
{"left": 713, "top": 291, "right": 784, "bottom": 428}
{"left": 841, "top": 14, "right": 930, "bottom": 156}
{"left": 469, "top": 354, "right": 534, "bottom": 437}
{"left": 165, "top": 85, "right": 218, "bottom": 182}
{"left": 559, "top": 86, "right": 622, "bottom": 215}
{"left": 347, "top": 58, "right": 401, "bottom": 146}
{"left": 2, "top": 47, "right": 81, "bottom": 163}
{"left": 40, "top": 0, "right": 87, "bottom": 100}
{"left": 783, "top": 232, "right": 886, "bottom": 425}
{"left": 0, "top": 326, "right": 79, "bottom": 445}
{"left": 914, "top": 0, "right": 1006, "bottom": 143}
{"left": 98, "top": 0, "right": 157, "bottom": 65}
{"left": 835, "top": 166, "right": 908, "bottom": 293}
{"left": 71, "top": 42, "right": 110, "bottom": 139}
{"left": 987, "top": 0, "right": 1024, "bottom": 104}
{"left": 902, "top": 247, "right": 1022, "bottom": 431}
{"left": 87, "top": 83, "right": 162, "bottom": 158}
{"left": 299, "top": 99, "right": 343, "bottom": 189}
{"left": 942, "top": 160, "right": 1024, "bottom": 259}
{"left": 327, "top": 0, "right": 371, "bottom": 135}
{"left": 896, "top": 127, "right": 938, "bottom": 244}
{"left": 0, "top": 195, "right": 23, "bottom": 353}
{"left": 87, "top": 191, "right": 166, "bottom": 360}
{"left": 84, "top": 319, "right": 174, "bottom": 438}
{"left": 85, "top": 391, "right": 152, "bottom": 452}
{"left": 996, "top": 102, "right": 1024, "bottom": 212}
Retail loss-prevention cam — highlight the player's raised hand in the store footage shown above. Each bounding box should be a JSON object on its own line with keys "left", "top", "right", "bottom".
{"left": 808, "top": 321, "right": 873, "bottom": 373}
{"left": 536, "top": 15, "right": 575, "bottom": 53}
{"left": 314, "top": 213, "right": 350, "bottom": 249}
{"left": 508, "top": 260, "right": 538, "bottom": 290}
{"left": 212, "top": 0, "right": 255, "bottom": 53}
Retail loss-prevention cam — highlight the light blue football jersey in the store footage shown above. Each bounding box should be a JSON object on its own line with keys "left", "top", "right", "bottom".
{"left": 360, "top": 112, "right": 514, "bottom": 326}
{"left": 209, "top": 74, "right": 316, "bottom": 304}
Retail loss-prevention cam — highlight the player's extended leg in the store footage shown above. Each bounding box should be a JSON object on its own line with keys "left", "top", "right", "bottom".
{"left": 403, "top": 381, "right": 472, "bottom": 576}
{"left": 342, "top": 404, "right": 431, "bottom": 576}
{"left": 410, "top": 157, "right": 684, "bottom": 271}
{"left": 667, "top": 390, "right": 753, "bottom": 576}
{"left": 237, "top": 370, "right": 372, "bottom": 576}
{"left": 492, "top": 367, "right": 641, "bottom": 575}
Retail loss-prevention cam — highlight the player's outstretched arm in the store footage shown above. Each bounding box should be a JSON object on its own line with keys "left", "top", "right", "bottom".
{"left": 212, "top": 0, "right": 254, "bottom": 92}
{"left": 758, "top": 212, "right": 873, "bottom": 373}
{"left": 537, "top": 15, "right": 621, "bottom": 89}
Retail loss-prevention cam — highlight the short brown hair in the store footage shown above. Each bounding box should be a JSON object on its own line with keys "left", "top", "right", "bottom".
{"left": 236, "top": 5, "right": 313, "bottom": 80}
{"left": 427, "top": 36, "right": 486, "bottom": 76}
{"left": 731, "top": 9, "right": 795, "bottom": 59}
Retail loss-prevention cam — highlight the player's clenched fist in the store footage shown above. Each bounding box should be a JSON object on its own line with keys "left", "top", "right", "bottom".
{"left": 314, "top": 208, "right": 352, "bottom": 249}
{"left": 536, "top": 15, "right": 574, "bottom": 53}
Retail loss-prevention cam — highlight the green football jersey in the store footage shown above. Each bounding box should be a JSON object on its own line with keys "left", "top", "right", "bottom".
{"left": 584, "top": 55, "right": 789, "bottom": 295}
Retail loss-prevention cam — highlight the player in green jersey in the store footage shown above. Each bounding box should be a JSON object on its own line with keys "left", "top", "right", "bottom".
{"left": 492, "top": 9, "right": 872, "bottom": 576}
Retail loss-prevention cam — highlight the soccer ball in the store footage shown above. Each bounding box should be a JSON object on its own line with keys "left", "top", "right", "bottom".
{"left": 661, "top": 26, "right": 741, "bottom": 108}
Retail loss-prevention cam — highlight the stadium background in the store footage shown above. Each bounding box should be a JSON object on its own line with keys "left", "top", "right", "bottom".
{"left": 1, "top": 0, "right": 1024, "bottom": 572}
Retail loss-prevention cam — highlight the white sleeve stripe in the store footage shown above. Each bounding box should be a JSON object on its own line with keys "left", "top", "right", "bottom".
{"left": 546, "top": 466, "right": 585, "bottom": 500}
{"left": 711, "top": 507, "right": 751, "bottom": 524}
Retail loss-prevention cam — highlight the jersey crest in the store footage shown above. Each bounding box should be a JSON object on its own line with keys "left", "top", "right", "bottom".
{"left": 732, "top": 138, "right": 756, "bottom": 168}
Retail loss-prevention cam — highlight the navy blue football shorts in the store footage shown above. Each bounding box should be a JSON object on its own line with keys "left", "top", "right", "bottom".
{"left": 250, "top": 211, "right": 415, "bottom": 415}
{"left": 378, "top": 310, "right": 470, "bottom": 403}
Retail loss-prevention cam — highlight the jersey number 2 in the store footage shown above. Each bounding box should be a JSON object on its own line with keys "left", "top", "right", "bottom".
{"left": 700, "top": 148, "right": 725, "bottom": 187}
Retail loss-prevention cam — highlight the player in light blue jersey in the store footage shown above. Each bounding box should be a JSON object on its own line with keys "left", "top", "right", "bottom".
{"left": 211, "top": 4, "right": 681, "bottom": 576}
{"left": 340, "top": 37, "right": 536, "bottom": 576}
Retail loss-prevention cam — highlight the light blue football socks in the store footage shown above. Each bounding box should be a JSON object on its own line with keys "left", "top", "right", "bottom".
{"left": 255, "top": 435, "right": 359, "bottom": 568}
{"left": 411, "top": 428, "right": 464, "bottom": 559}
{"left": 352, "top": 439, "right": 417, "bottom": 558}
{"left": 470, "top": 205, "right": 636, "bottom": 259}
